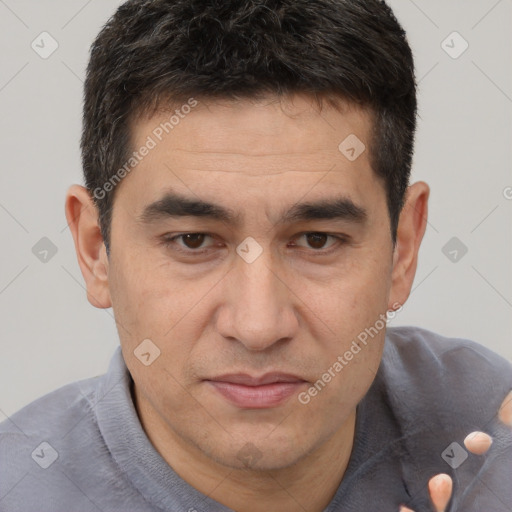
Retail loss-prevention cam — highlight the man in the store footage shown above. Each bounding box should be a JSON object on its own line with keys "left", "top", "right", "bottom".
{"left": 1, "top": 1, "right": 511, "bottom": 511}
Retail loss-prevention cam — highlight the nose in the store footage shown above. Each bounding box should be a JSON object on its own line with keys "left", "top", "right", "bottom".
{"left": 215, "top": 248, "right": 299, "bottom": 351}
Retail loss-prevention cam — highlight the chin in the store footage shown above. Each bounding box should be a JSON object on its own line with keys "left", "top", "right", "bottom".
{"left": 199, "top": 427, "right": 317, "bottom": 472}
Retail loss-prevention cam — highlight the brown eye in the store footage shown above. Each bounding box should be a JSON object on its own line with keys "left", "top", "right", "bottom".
{"left": 162, "top": 233, "right": 215, "bottom": 253}
{"left": 291, "top": 232, "right": 346, "bottom": 254}
{"left": 305, "top": 233, "right": 329, "bottom": 250}
{"left": 181, "top": 233, "right": 207, "bottom": 249}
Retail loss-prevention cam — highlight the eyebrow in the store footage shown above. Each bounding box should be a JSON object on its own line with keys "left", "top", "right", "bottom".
{"left": 137, "top": 191, "right": 367, "bottom": 227}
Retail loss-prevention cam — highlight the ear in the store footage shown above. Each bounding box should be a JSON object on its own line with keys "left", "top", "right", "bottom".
{"left": 65, "top": 185, "right": 111, "bottom": 309}
{"left": 388, "top": 181, "right": 430, "bottom": 310}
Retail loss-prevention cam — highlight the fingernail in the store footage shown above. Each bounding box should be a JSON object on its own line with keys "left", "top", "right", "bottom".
{"left": 499, "top": 391, "right": 512, "bottom": 427}
{"left": 464, "top": 431, "right": 493, "bottom": 455}
{"left": 429, "top": 473, "right": 453, "bottom": 512}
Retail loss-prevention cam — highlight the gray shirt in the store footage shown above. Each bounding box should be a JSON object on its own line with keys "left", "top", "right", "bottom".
{"left": 1, "top": 326, "right": 511, "bottom": 511}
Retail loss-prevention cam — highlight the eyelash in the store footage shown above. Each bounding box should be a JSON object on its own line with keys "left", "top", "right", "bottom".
{"left": 161, "top": 232, "right": 348, "bottom": 257}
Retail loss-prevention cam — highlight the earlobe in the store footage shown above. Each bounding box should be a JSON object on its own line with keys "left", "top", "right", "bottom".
{"left": 388, "top": 181, "right": 430, "bottom": 310}
{"left": 65, "top": 185, "right": 112, "bottom": 309}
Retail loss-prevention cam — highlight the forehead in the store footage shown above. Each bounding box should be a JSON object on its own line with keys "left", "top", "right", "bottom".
{"left": 132, "top": 93, "right": 373, "bottom": 160}
{"left": 116, "top": 94, "right": 384, "bottom": 222}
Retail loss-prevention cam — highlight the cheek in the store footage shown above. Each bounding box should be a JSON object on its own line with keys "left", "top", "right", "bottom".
{"left": 299, "top": 257, "right": 390, "bottom": 399}
{"left": 316, "top": 254, "right": 390, "bottom": 405}
{"left": 109, "top": 248, "right": 201, "bottom": 338}
{"left": 310, "top": 253, "right": 391, "bottom": 332}
{"left": 293, "top": 332, "right": 386, "bottom": 452}
{"left": 109, "top": 250, "right": 219, "bottom": 388}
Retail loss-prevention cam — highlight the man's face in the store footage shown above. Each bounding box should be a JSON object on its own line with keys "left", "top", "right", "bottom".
{"left": 107, "top": 94, "right": 397, "bottom": 471}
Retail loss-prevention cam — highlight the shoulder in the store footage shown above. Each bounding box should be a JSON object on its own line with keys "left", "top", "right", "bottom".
{"left": 0, "top": 374, "right": 101, "bottom": 439}
{"left": 0, "top": 375, "right": 102, "bottom": 507}
{"left": 375, "top": 326, "right": 512, "bottom": 510}
{"left": 381, "top": 325, "right": 512, "bottom": 428}
{"left": 0, "top": 347, "right": 128, "bottom": 441}
{"left": 0, "top": 374, "right": 104, "bottom": 484}
{"left": 0, "top": 350, "right": 143, "bottom": 511}
{"left": 384, "top": 325, "right": 512, "bottom": 379}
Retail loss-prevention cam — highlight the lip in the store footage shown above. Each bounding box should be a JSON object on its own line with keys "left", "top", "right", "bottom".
{"left": 206, "top": 373, "right": 308, "bottom": 409}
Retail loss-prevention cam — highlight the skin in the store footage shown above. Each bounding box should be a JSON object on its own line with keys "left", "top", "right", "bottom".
{"left": 66, "top": 93, "right": 431, "bottom": 511}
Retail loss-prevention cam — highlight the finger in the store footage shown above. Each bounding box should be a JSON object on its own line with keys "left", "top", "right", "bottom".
{"left": 428, "top": 473, "right": 453, "bottom": 512}
{"left": 399, "top": 507, "right": 415, "bottom": 512}
{"left": 498, "top": 390, "right": 512, "bottom": 427}
{"left": 464, "top": 431, "right": 493, "bottom": 455}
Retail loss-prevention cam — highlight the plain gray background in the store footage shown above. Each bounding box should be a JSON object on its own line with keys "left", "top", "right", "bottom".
{"left": 0, "top": 0, "right": 511, "bottom": 420}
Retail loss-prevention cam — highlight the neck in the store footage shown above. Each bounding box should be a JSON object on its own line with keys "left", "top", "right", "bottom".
{"left": 134, "top": 387, "right": 357, "bottom": 512}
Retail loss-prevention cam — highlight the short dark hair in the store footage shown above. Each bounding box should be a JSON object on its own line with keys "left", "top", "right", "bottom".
{"left": 81, "top": 0, "right": 417, "bottom": 253}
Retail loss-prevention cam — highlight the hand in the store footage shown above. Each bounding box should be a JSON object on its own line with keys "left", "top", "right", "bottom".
{"left": 399, "top": 390, "right": 512, "bottom": 512}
